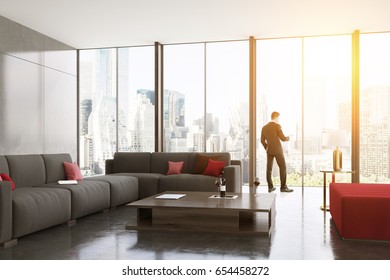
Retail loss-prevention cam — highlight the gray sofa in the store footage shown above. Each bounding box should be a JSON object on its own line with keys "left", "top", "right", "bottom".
{"left": 105, "top": 152, "right": 242, "bottom": 199}
{"left": 0, "top": 153, "right": 138, "bottom": 247}
{"left": 0, "top": 152, "right": 241, "bottom": 247}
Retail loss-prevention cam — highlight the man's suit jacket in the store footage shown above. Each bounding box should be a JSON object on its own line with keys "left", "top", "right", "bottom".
{"left": 261, "top": 122, "right": 289, "bottom": 155}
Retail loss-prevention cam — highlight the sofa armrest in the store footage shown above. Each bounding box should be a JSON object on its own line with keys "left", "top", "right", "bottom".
{"left": 0, "top": 182, "right": 12, "bottom": 245}
{"left": 231, "top": 160, "right": 242, "bottom": 180}
{"left": 223, "top": 163, "right": 242, "bottom": 193}
{"left": 105, "top": 159, "right": 114, "bottom": 174}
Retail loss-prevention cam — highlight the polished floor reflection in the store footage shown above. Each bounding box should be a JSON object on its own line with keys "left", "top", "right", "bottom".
{"left": 1, "top": 187, "right": 389, "bottom": 260}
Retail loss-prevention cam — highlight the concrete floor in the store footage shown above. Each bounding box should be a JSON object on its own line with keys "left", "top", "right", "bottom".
{"left": 1, "top": 187, "right": 390, "bottom": 260}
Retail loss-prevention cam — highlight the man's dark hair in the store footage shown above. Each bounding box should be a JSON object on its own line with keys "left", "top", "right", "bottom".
{"left": 271, "top": 111, "right": 280, "bottom": 120}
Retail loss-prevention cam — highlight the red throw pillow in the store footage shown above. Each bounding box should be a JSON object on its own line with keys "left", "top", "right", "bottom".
{"left": 192, "top": 154, "right": 221, "bottom": 174}
{"left": 202, "top": 159, "right": 226, "bottom": 177}
{"left": 167, "top": 161, "right": 184, "bottom": 175}
{"left": 63, "top": 162, "right": 83, "bottom": 181}
{"left": 0, "top": 173, "right": 16, "bottom": 190}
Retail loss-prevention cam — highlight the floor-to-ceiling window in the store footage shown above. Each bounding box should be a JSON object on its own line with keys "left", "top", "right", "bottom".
{"left": 118, "top": 46, "right": 155, "bottom": 152}
{"left": 206, "top": 41, "right": 249, "bottom": 180}
{"left": 360, "top": 33, "right": 390, "bottom": 183}
{"left": 256, "top": 35, "right": 352, "bottom": 187}
{"left": 303, "top": 35, "right": 352, "bottom": 186}
{"left": 256, "top": 38, "right": 302, "bottom": 187}
{"left": 79, "top": 49, "right": 117, "bottom": 175}
{"left": 163, "top": 44, "right": 205, "bottom": 152}
{"left": 78, "top": 33, "right": 390, "bottom": 185}
{"left": 163, "top": 41, "right": 249, "bottom": 182}
{"left": 79, "top": 46, "right": 154, "bottom": 175}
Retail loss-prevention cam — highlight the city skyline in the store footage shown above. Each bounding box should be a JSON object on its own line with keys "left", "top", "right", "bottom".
{"left": 79, "top": 37, "right": 390, "bottom": 185}
{"left": 79, "top": 83, "right": 390, "bottom": 184}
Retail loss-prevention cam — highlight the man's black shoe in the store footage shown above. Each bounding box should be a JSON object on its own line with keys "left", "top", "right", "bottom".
{"left": 281, "top": 187, "right": 294, "bottom": 192}
{"left": 268, "top": 187, "right": 276, "bottom": 193}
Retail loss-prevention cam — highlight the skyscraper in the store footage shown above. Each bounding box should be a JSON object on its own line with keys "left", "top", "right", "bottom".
{"left": 360, "top": 86, "right": 390, "bottom": 180}
{"left": 80, "top": 99, "right": 92, "bottom": 136}
{"left": 164, "top": 90, "right": 185, "bottom": 128}
{"left": 127, "top": 93, "right": 154, "bottom": 152}
{"left": 80, "top": 49, "right": 117, "bottom": 174}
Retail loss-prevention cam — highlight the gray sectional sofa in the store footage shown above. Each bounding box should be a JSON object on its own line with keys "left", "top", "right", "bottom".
{"left": 0, "top": 152, "right": 241, "bottom": 247}
{"left": 105, "top": 152, "right": 242, "bottom": 199}
{"left": 0, "top": 153, "right": 138, "bottom": 247}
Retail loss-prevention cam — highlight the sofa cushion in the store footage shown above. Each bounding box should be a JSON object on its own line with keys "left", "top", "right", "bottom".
{"left": 159, "top": 174, "right": 219, "bottom": 193}
{"left": 112, "top": 152, "right": 151, "bottom": 173}
{"left": 42, "top": 153, "right": 72, "bottom": 183}
{"left": 112, "top": 173, "right": 163, "bottom": 199}
{"left": 36, "top": 181, "right": 110, "bottom": 219}
{"left": 63, "top": 162, "right": 83, "bottom": 180}
{"left": 0, "top": 180, "right": 12, "bottom": 244}
{"left": 85, "top": 175, "right": 138, "bottom": 207}
{"left": 12, "top": 187, "right": 71, "bottom": 238}
{"left": 6, "top": 155, "right": 46, "bottom": 188}
{"left": 151, "top": 153, "right": 190, "bottom": 174}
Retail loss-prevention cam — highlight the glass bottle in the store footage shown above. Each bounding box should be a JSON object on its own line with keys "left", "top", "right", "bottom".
{"left": 219, "top": 171, "right": 226, "bottom": 197}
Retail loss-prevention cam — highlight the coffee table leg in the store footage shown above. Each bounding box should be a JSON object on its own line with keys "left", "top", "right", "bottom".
{"left": 269, "top": 200, "right": 276, "bottom": 236}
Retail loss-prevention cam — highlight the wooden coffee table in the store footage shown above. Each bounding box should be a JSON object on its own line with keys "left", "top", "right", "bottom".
{"left": 126, "top": 191, "right": 276, "bottom": 236}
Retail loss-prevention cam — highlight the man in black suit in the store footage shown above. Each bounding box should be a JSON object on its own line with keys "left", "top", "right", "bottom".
{"left": 261, "top": 112, "right": 293, "bottom": 193}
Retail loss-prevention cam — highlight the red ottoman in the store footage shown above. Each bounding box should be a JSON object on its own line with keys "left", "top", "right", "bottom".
{"left": 330, "top": 183, "right": 390, "bottom": 241}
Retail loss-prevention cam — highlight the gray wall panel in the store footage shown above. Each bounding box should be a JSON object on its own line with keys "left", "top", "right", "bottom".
{"left": 44, "top": 37, "right": 77, "bottom": 75}
{"left": 0, "top": 15, "right": 77, "bottom": 158}
{"left": 43, "top": 68, "right": 77, "bottom": 160}
{"left": 0, "top": 15, "right": 43, "bottom": 64}
{"left": 0, "top": 53, "right": 43, "bottom": 154}
{"left": 0, "top": 16, "right": 8, "bottom": 52}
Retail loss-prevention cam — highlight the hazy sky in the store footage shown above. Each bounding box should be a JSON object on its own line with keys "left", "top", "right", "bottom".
{"left": 81, "top": 34, "right": 390, "bottom": 137}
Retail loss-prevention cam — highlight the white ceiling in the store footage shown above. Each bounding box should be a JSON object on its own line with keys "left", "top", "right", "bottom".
{"left": 1, "top": 0, "right": 390, "bottom": 49}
